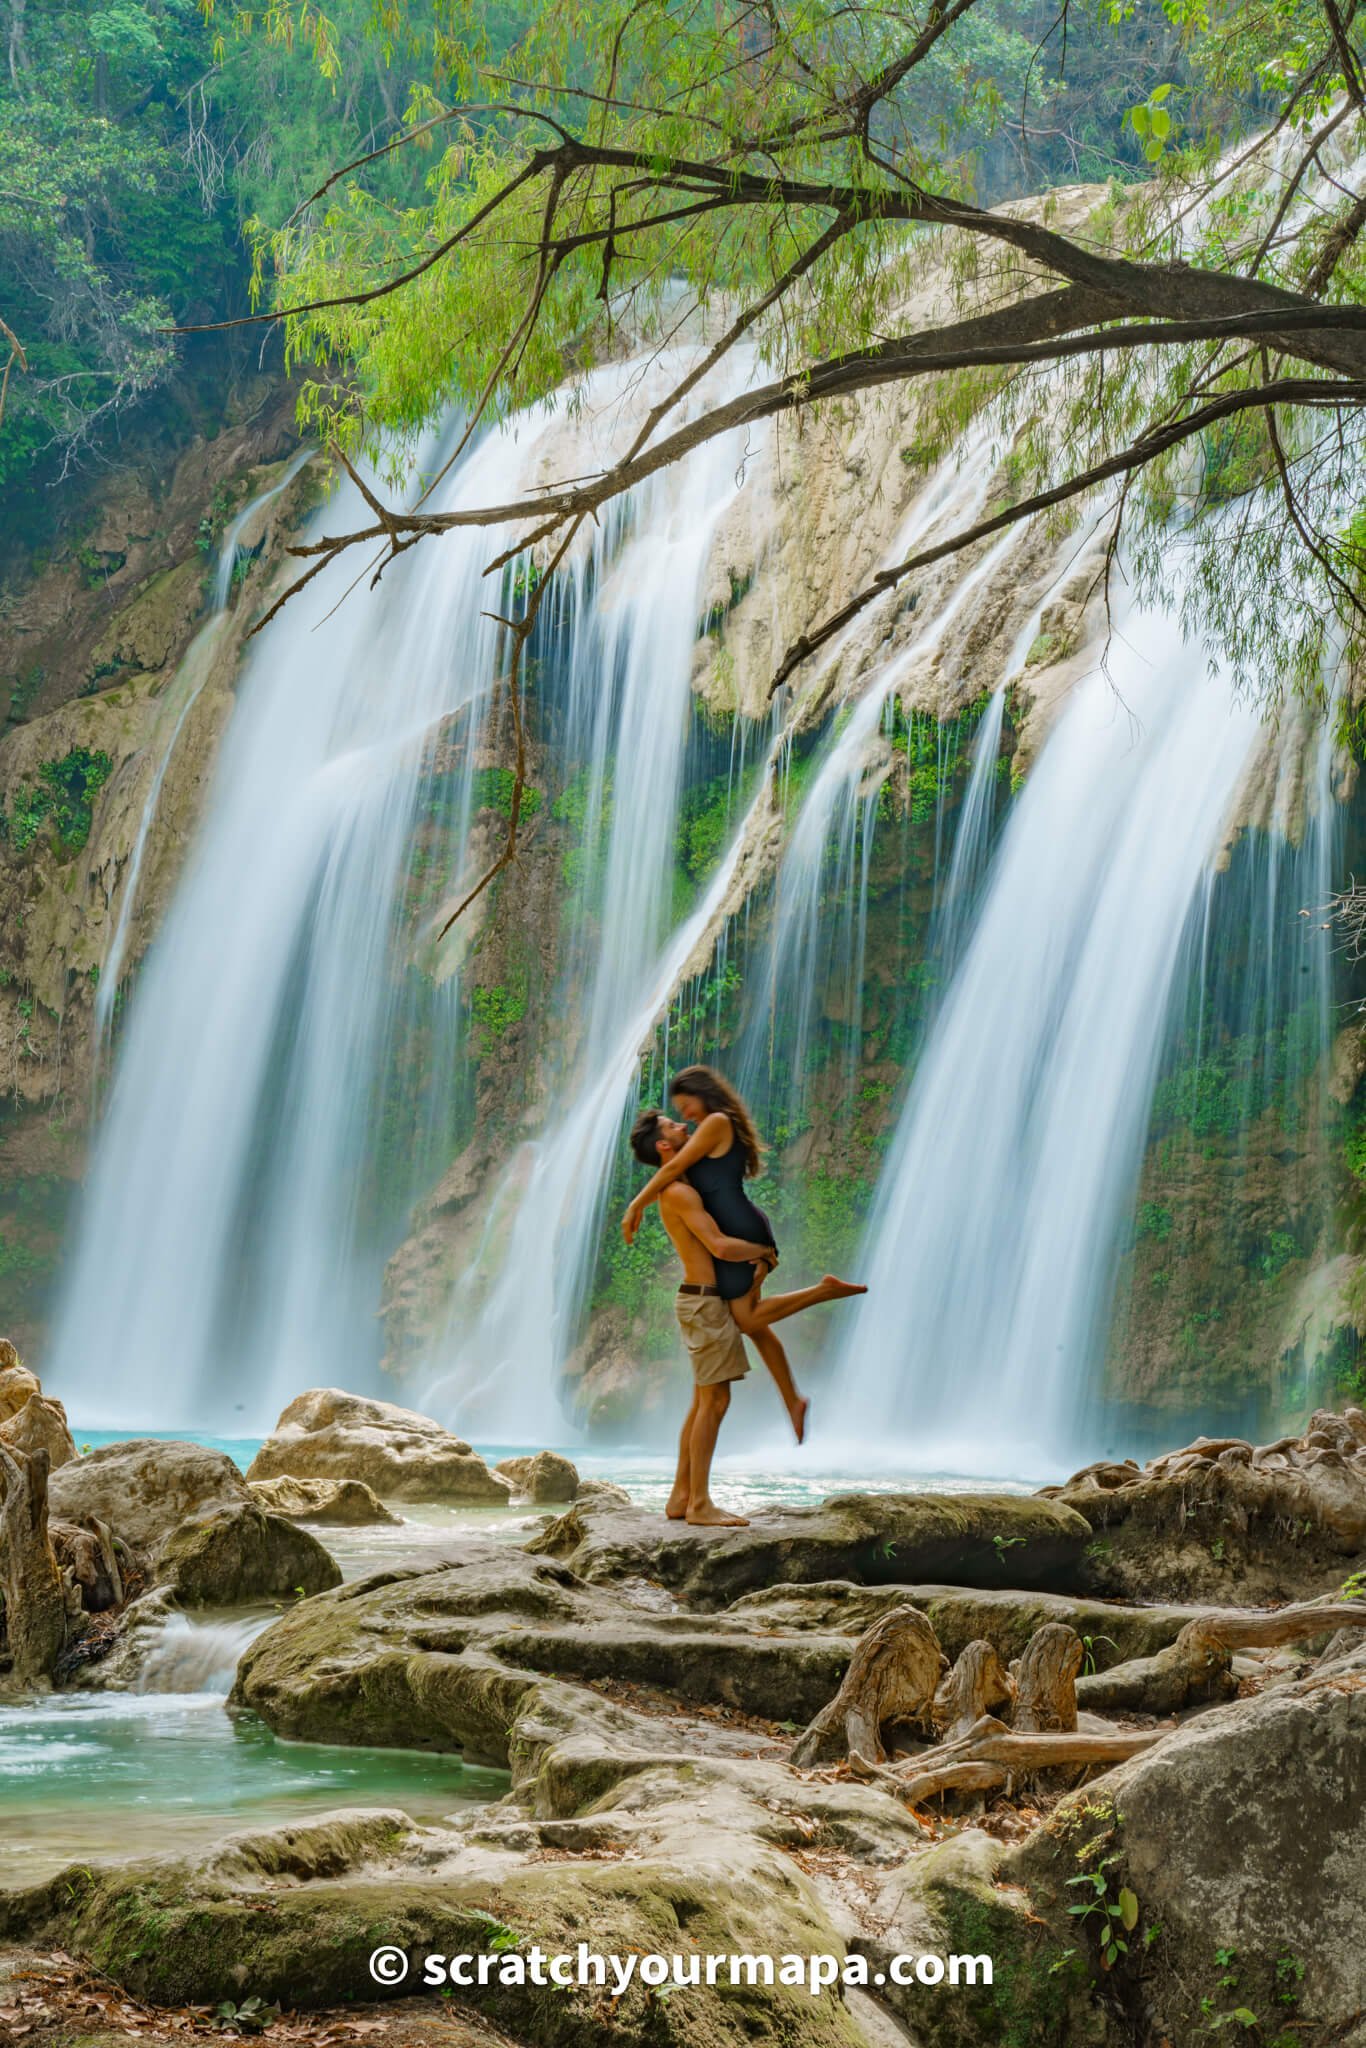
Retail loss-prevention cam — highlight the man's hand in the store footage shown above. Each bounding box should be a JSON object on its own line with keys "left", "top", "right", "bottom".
{"left": 622, "top": 1197, "right": 645, "bottom": 1245}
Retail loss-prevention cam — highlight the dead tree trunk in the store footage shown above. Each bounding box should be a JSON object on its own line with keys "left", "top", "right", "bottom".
{"left": 1012, "top": 1623, "right": 1083, "bottom": 1733}
{"left": 791, "top": 1606, "right": 948, "bottom": 1767}
{"left": 933, "top": 1639, "right": 1014, "bottom": 1741}
{"left": 0, "top": 1441, "right": 66, "bottom": 1686}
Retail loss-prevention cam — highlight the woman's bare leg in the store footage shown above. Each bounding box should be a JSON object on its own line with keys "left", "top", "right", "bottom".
{"left": 730, "top": 1288, "right": 808, "bottom": 1444}
{"left": 745, "top": 1274, "right": 867, "bottom": 1331}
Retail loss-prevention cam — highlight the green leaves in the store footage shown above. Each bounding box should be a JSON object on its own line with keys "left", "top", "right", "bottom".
{"left": 1127, "top": 81, "right": 1179, "bottom": 160}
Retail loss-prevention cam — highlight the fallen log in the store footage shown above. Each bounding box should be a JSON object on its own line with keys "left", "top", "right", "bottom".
{"left": 790, "top": 1604, "right": 947, "bottom": 1767}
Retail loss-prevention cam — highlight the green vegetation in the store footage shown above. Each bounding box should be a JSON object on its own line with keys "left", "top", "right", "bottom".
{"left": 0, "top": 0, "right": 496, "bottom": 504}
{"left": 470, "top": 974, "right": 528, "bottom": 1052}
{"left": 0, "top": 748, "right": 113, "bottom": 855}
{"left": 472, "top": 768, "right": 541, "bottom": 821}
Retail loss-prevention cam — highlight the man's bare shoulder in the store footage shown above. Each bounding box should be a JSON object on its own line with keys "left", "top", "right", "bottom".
{"left": 659, "top": 1180, "right": 702, "bottom": 1216}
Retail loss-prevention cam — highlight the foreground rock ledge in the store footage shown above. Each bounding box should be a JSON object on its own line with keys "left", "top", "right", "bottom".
{"left": 529, "top": 1490, "right": 1093, "bottom": 1604}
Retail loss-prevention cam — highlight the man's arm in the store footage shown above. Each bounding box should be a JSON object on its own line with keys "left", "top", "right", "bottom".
{"left": 663, "top": 1183, "right": 772, "bottom": 1265}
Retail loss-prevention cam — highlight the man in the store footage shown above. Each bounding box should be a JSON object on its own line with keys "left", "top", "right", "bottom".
{"left": 629, "top": 1109, "right": 774, "bottom": 1528}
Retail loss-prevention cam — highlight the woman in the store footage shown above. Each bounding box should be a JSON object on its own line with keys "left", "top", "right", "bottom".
{"left": 622, "top": 1064, "right": 866, "bottom": 1443}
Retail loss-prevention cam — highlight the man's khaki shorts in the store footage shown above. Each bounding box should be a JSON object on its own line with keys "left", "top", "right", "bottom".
{"left": 675, "top": 1290, "right": 749, "bottom": 1386}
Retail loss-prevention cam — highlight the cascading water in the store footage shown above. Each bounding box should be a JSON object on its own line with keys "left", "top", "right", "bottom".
{"left": 419, "top": 371, "right": 771, "bottom": 1435}
{"left": 53, "top": 406, "right": 567, "bottom": 1431}
{"left": 94, "top": 452, "right": 315, "bottom": 1067}
{"left": 53, "top": 351, "right": 766, "bottom": 1435}
{"left": 824, "top": 587, "right": 1290, "bottom": 1476}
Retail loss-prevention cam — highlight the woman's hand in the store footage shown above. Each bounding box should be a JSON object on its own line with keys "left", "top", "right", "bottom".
{"left": 622, "top": 1197, "right": 646, "bottom": 1245}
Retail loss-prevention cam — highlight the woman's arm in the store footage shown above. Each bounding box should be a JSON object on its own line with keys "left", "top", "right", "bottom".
{"left": 622, "top": 1113, "right": 731, "bottom": 1242}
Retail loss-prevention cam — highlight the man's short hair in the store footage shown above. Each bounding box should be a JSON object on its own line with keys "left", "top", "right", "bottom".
{"left": 630, "top": 1108, "right": 665, "bottom": 1168}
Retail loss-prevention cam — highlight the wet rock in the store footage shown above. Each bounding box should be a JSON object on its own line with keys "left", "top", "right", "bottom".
{"left": 577, "top": 1477, "right": 633, "bottom": 1506}
{"left": 232, "top": 1543, "right": 854, "bottom": 1756}
{"left": 530, "top": 1492, "right": 1093, "bottom": 1608}
{"left": 495, "top": 1451, "right": 579, "bottom": 1503}
{"left": 158, "top": 1502, "right": 341, "bottom": 1608}
{"left": 246, "top": 1389, "right": 512, "bottom": 1505}
{"left": 248, "top": 1474, "right": 400, "bottom": 1525}
{"left": 47, "top": 1438, "right": 250, "bottom": 1558}
{"left": 0, "top": 1391, "right": 76, "bottom": 1471}
{"left": 1048, "top": 1404, "right": 1366, "bottom": 1602}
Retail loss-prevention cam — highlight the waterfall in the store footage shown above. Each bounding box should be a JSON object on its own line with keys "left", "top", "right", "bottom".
{"left": 419, "top": 369, "right": 769, "bottom": 1435}
{"left": 829, "top": 587, "right": 1273, "bottom": 1477}
{"left": 53, "top": 406, "right": 563, "bottom": 1431}
{"left": 94, "top": 452, "right": 314, "bottom": 1063}
{"left": 133, "top": 1611, "right": 267, "bottom": 1694}
{"left": 53, "top": 352, "right": 765, "bottom": 1435}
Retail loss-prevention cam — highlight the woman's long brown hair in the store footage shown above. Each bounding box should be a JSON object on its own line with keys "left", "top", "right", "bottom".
{"left": 669, "top": 1064, "right": 765, "bottom": 1178}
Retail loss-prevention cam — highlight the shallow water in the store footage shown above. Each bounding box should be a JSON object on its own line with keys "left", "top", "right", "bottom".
{"left": 8, "top": 1427, "right": 1036, "bottom": 1883}
{"left": 0, "top": 1688, "right": 506, "bottom": 1884}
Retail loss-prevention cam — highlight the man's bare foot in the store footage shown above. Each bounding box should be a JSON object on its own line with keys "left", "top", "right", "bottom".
{"left": 665, "top": 1487, "right": 689, "bottom": 1520}
{"left": 820, "top": 1275, "right": 868, "bottom": 1299}
{"left": 790, "top": 1396, "right": 809, "bottom": 1446}
{"left": 686, "top": 1502, "right": 749, "bottom": 1526}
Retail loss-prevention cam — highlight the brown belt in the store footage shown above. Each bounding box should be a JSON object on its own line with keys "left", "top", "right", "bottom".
{"left": 677, "top": 1283, "right": 722, "bottom": 1298}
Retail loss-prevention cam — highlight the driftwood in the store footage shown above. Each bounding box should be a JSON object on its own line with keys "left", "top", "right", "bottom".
{"left": 0, "top": 1440, "right": 67, "bottom": 1686}
{"left": 791, "top": 1605, "right": 947, "bottom": 1766}
{"left": 897, "top": 1725, "right": 1160, "bottom": 1806}
{"left": 933, "top": 1638, "right": 1014, "bottom": 1741}
{"left": 1011, "top": 1622, "right": 1083, "bottom": 1732}
{"left": 1078, "top": 1598, "right": 1366, "bottom": 1714}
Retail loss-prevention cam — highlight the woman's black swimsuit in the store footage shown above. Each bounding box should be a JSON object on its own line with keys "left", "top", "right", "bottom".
{"left": 687, "top": 1139, "right": 778, "bottom": 1301}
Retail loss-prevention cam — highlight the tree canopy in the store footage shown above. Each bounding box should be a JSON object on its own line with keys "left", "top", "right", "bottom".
{"left": 181, "top": 0, "right": 1364, "bottom": 717}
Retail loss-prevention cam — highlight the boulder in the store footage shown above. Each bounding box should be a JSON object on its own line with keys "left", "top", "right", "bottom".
{"left": 48, "top": 1438, "right": 250, "bottom": 1557}
{"left": 248, "top": 1474, "right": 400, "bottom": 1525}
{"left": 530, "top": 1492, "right": 1093, "bottom": 1609}
{"left": 1014, "top": 1666, "right": 1366, "bottom": 2042}
{"left": 1049, "top": 1404, "right": 1366, "bottom": 1602}
{"left": 495, "top": 1450, "right": 579, "bottom": 1504}
{"left": 0, "top": 1391, "right": 76, "bottom": 1471}
{"left": 245, "top": 1389, "right": 512, "bottom": 1505}
{"left": 158, "top": 1502, "right": 341, "bottom": 1608}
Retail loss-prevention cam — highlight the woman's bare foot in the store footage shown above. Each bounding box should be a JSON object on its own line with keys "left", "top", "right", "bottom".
{"left": 665, "top": 1487, "right": 689, "bottom": 1520}
{"left": 820, "top": 1275, "right": 867, "bottom": 1300}
{"left": 790, "top": 1395, "right": 809, "bottom": 1446}
{"left": 686, "top": 1501, "right": 749, "bottom": 1526}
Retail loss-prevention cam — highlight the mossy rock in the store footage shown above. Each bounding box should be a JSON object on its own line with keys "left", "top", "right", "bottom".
{"left": 158, "top": 1501, "right": 341, "bottom": 1607}
{"left": 530, "top": 1493, "right": 1094, "bottom": 1609}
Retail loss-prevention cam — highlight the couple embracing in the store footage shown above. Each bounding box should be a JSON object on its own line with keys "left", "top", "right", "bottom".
{"left": 623, "top": 1065, "right": 866, "bottom": 1527}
